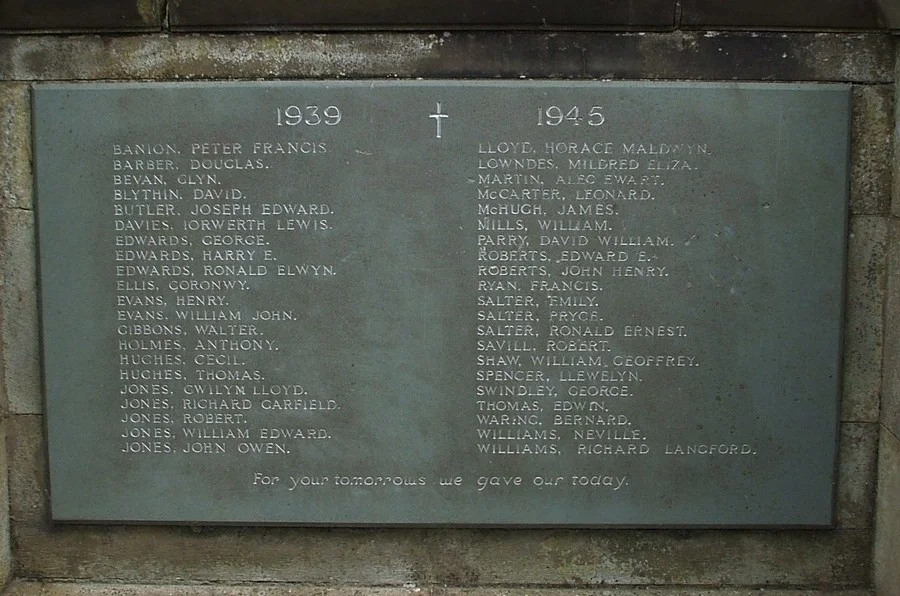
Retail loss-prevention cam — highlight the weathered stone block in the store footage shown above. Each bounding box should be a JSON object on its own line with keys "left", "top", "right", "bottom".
{"left": 0, "top": 83, "right": 31, "bottom": 210}
{"left": 874, "top": 428, "right": 900, "bottom": 596}
{"left": 842, "top": 216, "right": 887, "bottom": 423}
{"left": 10, "top": 522, "right": 872, "bottom": 587}
{"left": 0, "top": 420, "right": 12, "bottom": 588}
{"left": 0, "top": 35, "right": 446, "bottom": 81}
{"left": 835, "top": 422, "right": 878, "bottom": 528}
{"left": 894, "top": 45, "right": 900, "bottom": 218}
{"left": 850, "top": 85, "right": 893, "bottom": 215}
{"left": 7, "top": 415, "right": 48, "bottom": 525}
{"left": 2, "top": 209, "right": 41, "bottom": 415}
{"left": 616, "top": 33, "right": 895, "bottom": 83}
{"left": 882, "top": 219, "right": 900, "bottom": 438}
{"left": 790, "top": 34, "right": 895, "bottom": 84}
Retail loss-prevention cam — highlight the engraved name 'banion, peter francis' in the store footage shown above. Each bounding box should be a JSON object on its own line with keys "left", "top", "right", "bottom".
{"left": 114, "top": 136, "right": 339, "bottom": 457}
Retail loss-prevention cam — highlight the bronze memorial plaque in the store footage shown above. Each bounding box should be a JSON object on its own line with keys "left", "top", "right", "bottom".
{"left": 33, "top": 81, "right": 849, "bottom": 526}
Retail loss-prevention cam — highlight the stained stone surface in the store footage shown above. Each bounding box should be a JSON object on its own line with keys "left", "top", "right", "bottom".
{"left": 0, "top": 34, "right": 893, "bottom": 84}
{"left": 2, "top": 209, "right": 42, "bottom": 415}
{"left": 0, "top": 83, "right": 32, "bottom": 210}
{"left": 33, "top": 81, "right": 849, "bottom": 526}
{"left": 841, "top": 216, "right": 887, "bottom": 423}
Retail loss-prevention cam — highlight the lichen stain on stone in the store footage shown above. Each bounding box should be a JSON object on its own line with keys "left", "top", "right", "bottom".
{"left": 638, "top": 32, "right": 700, "bottom": 57}
{"left": 117, "top": 34, "right": 448, "bottom": 79}
{"left": 796, "top": 34, "right": 892, "bottom": 81}
{"left": 136, "top": 0, "right": 161, "bottom": 26}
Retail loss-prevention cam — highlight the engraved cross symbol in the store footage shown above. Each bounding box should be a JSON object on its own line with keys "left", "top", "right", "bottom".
{"left": 429, "top": 102, "right": 449, "bottom": 139}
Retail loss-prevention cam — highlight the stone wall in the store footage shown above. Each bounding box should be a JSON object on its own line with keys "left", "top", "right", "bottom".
{"left": 874, "top": 43, "right": 900, "bottom": 596}
{"left": 0, "top": 10, "right": 896, "bottom": 595}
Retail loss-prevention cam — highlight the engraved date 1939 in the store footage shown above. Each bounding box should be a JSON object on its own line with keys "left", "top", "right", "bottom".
{"left": 276, "top": 104, "right": 342, "bottom": 126}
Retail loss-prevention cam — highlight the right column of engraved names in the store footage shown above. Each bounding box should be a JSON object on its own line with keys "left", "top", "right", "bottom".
{"left": 474, "top": 136, "right": 710, "bottom": 467}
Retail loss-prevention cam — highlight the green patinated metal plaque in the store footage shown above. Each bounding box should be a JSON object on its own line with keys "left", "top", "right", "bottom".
{"left": 33, "top": 81, "right": 849, "bottom": 526}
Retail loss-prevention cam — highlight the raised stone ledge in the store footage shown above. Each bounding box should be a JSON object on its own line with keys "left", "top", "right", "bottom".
{"left": 0, "top": 584, "right": 879, "bottom": 596}
{"left": 0, "top": 33, "right": 893, "bottom": 83}
{"left": 8, "top": 517, "right": 874, "bottom": 586}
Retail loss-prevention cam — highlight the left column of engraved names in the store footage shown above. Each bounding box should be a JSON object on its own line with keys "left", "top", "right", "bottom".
{"left": 113, "top": 139, "right": 341, "bottom": 459}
